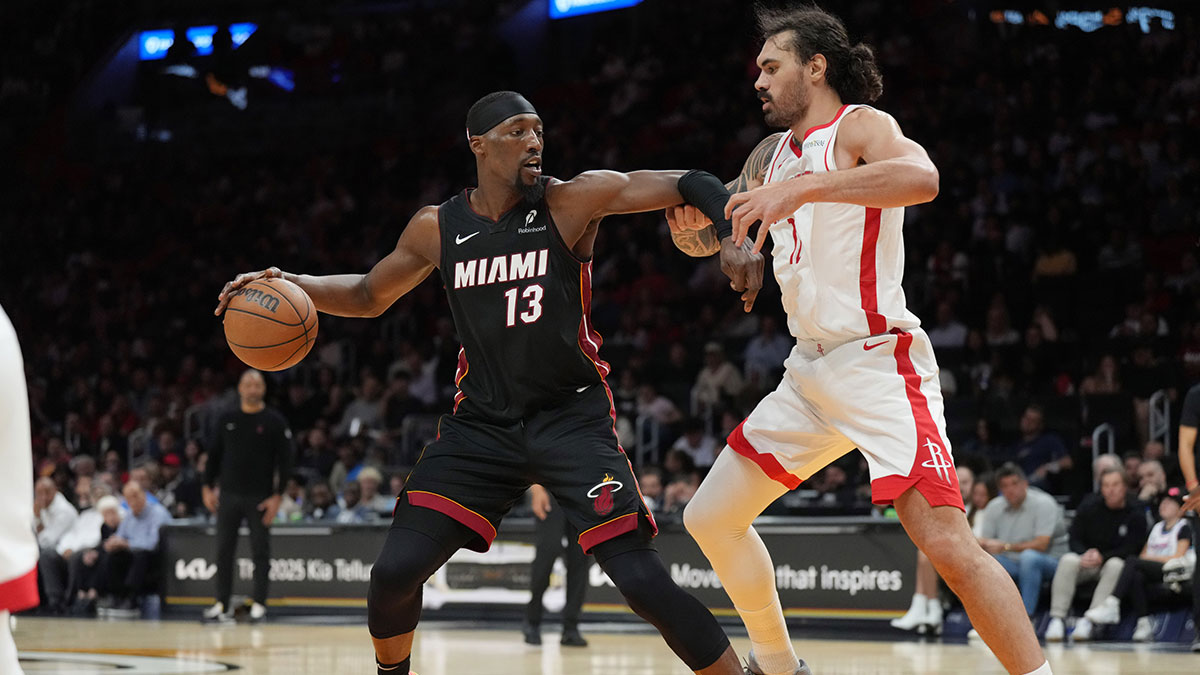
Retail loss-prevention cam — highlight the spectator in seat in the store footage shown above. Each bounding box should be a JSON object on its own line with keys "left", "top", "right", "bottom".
{"left": 1136, "top": 459, "right": 1168, "bottom": 505}
{"left": 357, "top": 467, "right": 393, "bottom": 517}
{"left": 691, "top": 342, "right": 743, "bottom": 414}
{"left": 927, "top": 301, "right": 969, "bottom": 350}
{"left": 334, "top": 373, "right": 385, "bottom": 440}
{"left": 70, "top": 496, "right": 123, "bottom": 615}
{"left": 336, "top": 481, "right": 371, "bottom": 523}
{"left": 743, "top": 316, "right": 793, "bottom": 380}
{"left": 1079, "top": 354, "right": 1121, "bottom": 395}
{"left": 98, "top": 482, "right": 170, "bottom": 610}
{"left": 39, "top": 483, "right": 109, "bottom": 613}
{"left": 277, "top": 473, "right": 308, "bottom": 523}
{"left": 305, "top": 482, "right": 341, "bottom": 522}
{"left": 635, "top": 383, "right": 681, "bottom": 458}
{"left": 1011, "top": 405, "right": 1071, "bottom": 491}
{"left": 1085, "top": 486, "right": 1192, "bottom": 641}
{"left": 297, "top": 427, "right": 337, "bottom": 478}
{"left": 976, "top": 464, "right": 1068, "bottom": 622}
{"left": 636, "top": 467, "right": 664, "bottom": 515}
{"left": 1093, "top": 453, "right": 1122, "bottom": 480}
{"left": 1045, "top": 467, "right": 1149, "bottom": 641}
{"left": 671, "top": 418, "right": 718, "bottom": 469}
{"left": 1122, "top": 452, "right": 1143, "bottom": 489}
{"left": 34, "top": 477, "right": 77, "bottom": 560}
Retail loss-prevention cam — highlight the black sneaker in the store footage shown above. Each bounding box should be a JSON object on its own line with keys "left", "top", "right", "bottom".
{"left": 522, "top": 622, "right": 541, "bottom": 646}
{"left": 560, "top": 629, "right": 588, "bottom": 648}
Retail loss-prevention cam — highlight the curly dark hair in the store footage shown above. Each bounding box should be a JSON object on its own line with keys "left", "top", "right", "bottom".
{"left": 756, "top": 3, "right": 883, "bottom": 104}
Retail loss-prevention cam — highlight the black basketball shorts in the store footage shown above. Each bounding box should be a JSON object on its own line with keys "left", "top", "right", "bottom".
{"left": 394, "top": 383, "right": 656, "bottom": 554}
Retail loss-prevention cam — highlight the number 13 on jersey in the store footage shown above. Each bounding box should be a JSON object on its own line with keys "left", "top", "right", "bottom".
{"left": 504, "top": 284, "right": 544, "bottom": 326}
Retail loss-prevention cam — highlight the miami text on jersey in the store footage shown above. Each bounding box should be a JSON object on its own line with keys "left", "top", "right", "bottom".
{"left": 453, "top": 249, "right": 550, "bottom": 289}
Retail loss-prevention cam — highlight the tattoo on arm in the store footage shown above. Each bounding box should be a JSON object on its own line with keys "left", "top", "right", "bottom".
{"left": 727, "top": 132, "right": 785, "bottom": 194}
{"left": 670, "top": 225, "right": 720, "bottom": 257}
{"left": 671, "top": 133, "right": 784, "bottom": 258}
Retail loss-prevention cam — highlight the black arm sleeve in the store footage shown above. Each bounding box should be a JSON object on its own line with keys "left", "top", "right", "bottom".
{"left": 677, "top": 170, "right": 737, "bottom": 240}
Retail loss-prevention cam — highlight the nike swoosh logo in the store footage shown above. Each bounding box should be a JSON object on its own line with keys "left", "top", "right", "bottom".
{"left": 455, "top": 232, "right": 480, "bottom": 245}
{"left": 576, "top": 386, "right": 589, "bottom": 393}
{"left": 863, "top": 340, "right": 888, "bottom": 351}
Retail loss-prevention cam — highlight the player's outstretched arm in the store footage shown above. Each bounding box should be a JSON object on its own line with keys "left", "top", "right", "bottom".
{"left": 727, "top": 109, "right": 939, "bottom": 252}
{"left": 667, "top": 132, "right": 784, "bottom": 257}
{"left": 214, "top": 206, "right": 440, "bottom": 319}
{"left": 548, "top": 169, "right": 690, "bottom": 228}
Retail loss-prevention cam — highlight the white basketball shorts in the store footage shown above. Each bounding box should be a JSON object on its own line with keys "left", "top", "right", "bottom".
{"left": 727, "top": 327, "right": 964, "bottom": 510}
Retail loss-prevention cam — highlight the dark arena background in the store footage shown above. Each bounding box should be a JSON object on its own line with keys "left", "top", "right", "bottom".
{"left": 2, "top": 0, "right": 1197, "bottom": 673}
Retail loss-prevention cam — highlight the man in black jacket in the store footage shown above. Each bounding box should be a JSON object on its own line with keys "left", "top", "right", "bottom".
{"left": 201, "top": 370, "right": 293, "bottom": 622}
{"left": 1044, "top": 467, "right": 1149, "bottom": 641}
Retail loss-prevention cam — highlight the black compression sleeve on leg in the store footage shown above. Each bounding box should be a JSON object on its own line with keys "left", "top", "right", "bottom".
{"left": 677, "top": 170, "right": 735, "bottom": 241}
{"left": 368, "top": 527, "right": 460, "bottom": 639}
{"left": 597, "top": 547, "right": 731, "bottom": 670}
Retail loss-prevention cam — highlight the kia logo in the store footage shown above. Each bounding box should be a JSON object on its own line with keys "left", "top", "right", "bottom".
{"left": 175, "top": 558, "right": 218, "bottom": 581}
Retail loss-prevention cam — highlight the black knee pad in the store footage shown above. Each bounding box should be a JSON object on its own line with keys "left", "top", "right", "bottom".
{"left": 367, "top": 527, "right": 453, "bottom": 638}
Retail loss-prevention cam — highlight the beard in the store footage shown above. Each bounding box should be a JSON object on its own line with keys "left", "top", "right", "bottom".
{"left": 516, "top": 174, "right": 546, "bottom": 205}
{"left": 761, "top": 86, "right": 808, "bottom": 129}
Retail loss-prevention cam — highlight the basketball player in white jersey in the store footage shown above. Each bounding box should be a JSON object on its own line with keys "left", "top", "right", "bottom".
{"left": 667, "top": 7, "right": 1051, "bottom": 675}
{"left": 0, "top": 303, "right": 38, "bottom": 674}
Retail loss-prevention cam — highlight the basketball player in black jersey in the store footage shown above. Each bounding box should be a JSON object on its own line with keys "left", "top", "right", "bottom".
{"left": 215, "top": 92, "right": 753, "bottom": 675}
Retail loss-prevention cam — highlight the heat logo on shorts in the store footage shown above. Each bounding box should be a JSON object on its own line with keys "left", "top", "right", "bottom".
{"left": 920, "top": 438, "right": 954, "bottom": 484}
{"left": 588, "top": 472, "right": 623, "bottom": 516}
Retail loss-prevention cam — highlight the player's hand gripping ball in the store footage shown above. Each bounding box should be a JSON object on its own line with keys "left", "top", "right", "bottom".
{"left": 221, "top": 276, "right": 318, "bottom": 371}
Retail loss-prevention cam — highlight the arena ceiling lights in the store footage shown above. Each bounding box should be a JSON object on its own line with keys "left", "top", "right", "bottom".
{"left": 549, "top": 0, "right": 643, "bottom": 20}
{"left": 138, "top": 23, "right": 257, "bottom": 61}
{"left": 989, "top": 6, "right": 1175, "bottom": 32}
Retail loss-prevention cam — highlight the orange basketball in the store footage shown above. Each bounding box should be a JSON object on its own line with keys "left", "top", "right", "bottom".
{"left": 223, "top": 277, "right": 318, "bottom": 371}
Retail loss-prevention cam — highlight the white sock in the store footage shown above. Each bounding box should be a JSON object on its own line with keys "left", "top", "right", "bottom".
{"left": 739, "top": 596, "right": 800, "bottom": 675}
{"left": 1022, "top": 660, "right": 1052, "bottom": 675}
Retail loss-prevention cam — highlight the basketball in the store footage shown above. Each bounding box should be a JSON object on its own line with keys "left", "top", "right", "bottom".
{"left": 223, "top": 277, "right": 318, "bottom": 371}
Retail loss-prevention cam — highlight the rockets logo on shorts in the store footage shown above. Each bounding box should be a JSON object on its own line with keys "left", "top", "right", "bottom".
{"left": 587, "top": 472, "right": 623, "bottom": 516}
{"left": 920, "top": 438, "right": 954, "bottom": 483}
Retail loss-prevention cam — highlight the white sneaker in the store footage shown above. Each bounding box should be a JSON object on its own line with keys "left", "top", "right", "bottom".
{"left": 922, "top": 599, "right": 943, "bottom": 636}
{"left": 1044, "top": 617, "right": 1065, "bottom": 642}
{"left": 890, "top": 595, "right": 929, "bottom": 631}
{"left": 966, "top": 628, "right": 982, "bottom": 641}
{"left": 744, "top": 650, "right": 813, "bottom": 675}
{"left": 202, "top": 602, "right": 227, "bottom": 621}
{"left": 1083, "top": 596, "right": 1121, "bottom": 625}
{"left": 1072, "top": 617, "right": 1093, "bottom": 642}
{"left": 249, "top": 602, "right": 266, "bottom": 622}
{"left": 1132, "top": 616, "right": 1155, "bottom": 642}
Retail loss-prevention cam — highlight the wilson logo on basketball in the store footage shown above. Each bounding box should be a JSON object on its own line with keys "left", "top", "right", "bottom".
{"left": 587, "top": 472, "right": 623, "bottom": 516}
{"left": 238, "top": 287, "right": 280, "bottom": 313}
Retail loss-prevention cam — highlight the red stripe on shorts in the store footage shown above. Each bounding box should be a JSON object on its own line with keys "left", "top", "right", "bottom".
{"left": 870, "top": 331, "right": 964, "bottom": 510}
{"left": 728, "top": 421, "right": 802, "bottom": 490}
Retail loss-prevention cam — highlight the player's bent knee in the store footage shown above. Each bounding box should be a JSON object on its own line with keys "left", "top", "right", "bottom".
{"left": 599, "top": 551, "right": 667, "bottom": 612}
{"left": 369, "top": 550, "right": 431, "bottom": 601}
{"left": 682, "top": 492, "right": 747, "bottom": 544}
{"left": 681, "top": 498, "right": 710, "bottom": 539}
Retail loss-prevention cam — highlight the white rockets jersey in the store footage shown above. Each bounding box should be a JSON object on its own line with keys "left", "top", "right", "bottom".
{"left": 0, "top": 304, "right": 38, "bottom": 611}
{"left": 763, "top": 104, "right": 920, "bottom": 343}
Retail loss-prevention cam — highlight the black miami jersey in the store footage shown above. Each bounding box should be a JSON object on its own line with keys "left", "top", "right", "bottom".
{"left": 436, "top": 183, "right": 608, "bottom": 421}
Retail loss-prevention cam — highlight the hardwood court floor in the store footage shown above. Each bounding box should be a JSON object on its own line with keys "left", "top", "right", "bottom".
{"left": 13, "top": 617, "right": 1198, "bottom": 674}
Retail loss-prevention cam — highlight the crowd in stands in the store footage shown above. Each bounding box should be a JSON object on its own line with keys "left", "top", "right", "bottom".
{"left": 4, "top": 0, "right": 1198, "bottom": 615}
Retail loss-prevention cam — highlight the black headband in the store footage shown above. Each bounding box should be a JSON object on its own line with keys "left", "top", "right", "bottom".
{"left": 466, "top": 92, "right": 538, "bottom": 139}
